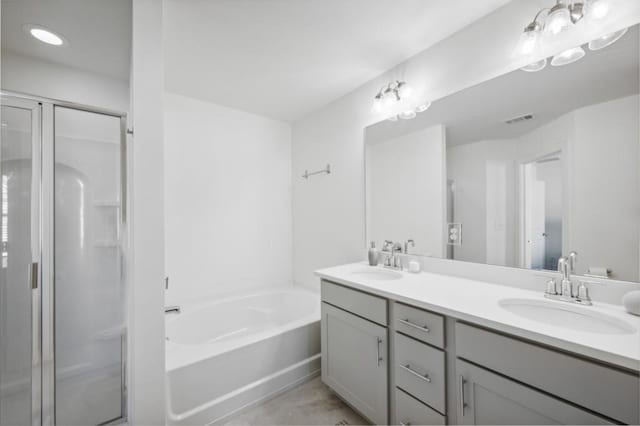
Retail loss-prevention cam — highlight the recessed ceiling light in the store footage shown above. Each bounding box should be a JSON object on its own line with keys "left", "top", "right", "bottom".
{"left": 23, "top": 24, "right": 67, "bottom": 46}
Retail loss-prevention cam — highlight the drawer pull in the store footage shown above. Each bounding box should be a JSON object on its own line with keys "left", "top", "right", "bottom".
{"left": 400, "top": 422, "right": 411, "bottom": 426}
{"left": 401, "top": 364, "right": 431, "bottom": 383}
{"left": 398, "top": 318, "right": 430, "bottom": 333}
{"left": 459, "top": 375, "right": 467, "bottom": 416}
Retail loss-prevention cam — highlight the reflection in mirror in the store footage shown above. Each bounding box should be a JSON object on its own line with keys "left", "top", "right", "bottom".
{"left": 365, "top": 24, "right": 639, "bottom": 282}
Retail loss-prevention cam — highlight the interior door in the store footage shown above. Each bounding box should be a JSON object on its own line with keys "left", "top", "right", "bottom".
{"left": 0, "top": 96, "right": 42, "bottom": 426}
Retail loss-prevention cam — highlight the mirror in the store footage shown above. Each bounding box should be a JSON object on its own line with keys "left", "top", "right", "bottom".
{"left": 365, "top": 24, "right": 639, "bottom": 282}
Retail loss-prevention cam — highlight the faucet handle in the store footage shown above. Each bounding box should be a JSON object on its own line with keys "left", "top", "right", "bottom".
{"left": 576, "top": 282, "right": 592, "bottom": 305}
{"left": 545, "top": 279, "right": 558, "bottom": 296}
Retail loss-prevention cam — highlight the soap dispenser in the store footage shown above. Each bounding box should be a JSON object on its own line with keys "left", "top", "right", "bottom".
{"left": 368, "top": 242, "right": 379, "bottom": 266}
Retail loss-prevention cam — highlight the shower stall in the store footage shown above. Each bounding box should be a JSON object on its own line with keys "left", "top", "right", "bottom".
{"left": 0, "top": 93, "right": 127, "bottom": 425}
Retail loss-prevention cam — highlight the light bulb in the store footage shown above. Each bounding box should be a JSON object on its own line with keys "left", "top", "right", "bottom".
{"left": 588, "top": 27, "right": 628, "bottom": 50}
{"left": 399, "top": 110, "right": 416, "bottom": 120}
{"left": 589, "top": 0, "right": 610, "bottom": 19}
{"left": 521, "top": 58, "right": 548, "bottom": 72}
{"left": 397, "top": 82, "right": 413, "bottom": 100}
{"left": 551, "top": 46, "right": 585, "bottom": 66}
{"left": 546, "top": 3, "right": 571, "bottom": 35}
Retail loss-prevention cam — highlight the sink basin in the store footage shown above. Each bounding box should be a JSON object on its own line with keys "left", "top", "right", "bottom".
{"left": 499, "top": 298, "right": 636, "bottom": 335}
{"left": 350, "top": 268, "right": 402, "bottom": 281}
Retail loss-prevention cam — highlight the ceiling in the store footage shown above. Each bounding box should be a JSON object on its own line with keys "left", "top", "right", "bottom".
{"left": 366, "top": 24, "right": 640, "bottom": 147}
{"left": 1, "top": 0, "right": 132, "bottom": 81}
{"left": 164, "top": 0, "right": 511, "bottom": 122}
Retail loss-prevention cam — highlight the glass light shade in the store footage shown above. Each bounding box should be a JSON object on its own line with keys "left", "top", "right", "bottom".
{"left": 30, "top": 28, "right": 64, "bottom": 45}
{"left": 588, "top": 27, "right": 628, "bottom": 50}
{"left": 515, "top": 29, "right": 541, "bottom": 57}
{"left": 382, "top": 89, "right": 396, "bottom": 108}
{"left": 521, "top": 58, "right": 548, "bottom": 72}
{"left": 372, "top": 96, "right": 384, "bottom": 113}
{"left": 397, "top": 82, "right": 413, "bottom": 100}
{"left": 588, "top": 0, "right": 610, "bottom": 20}
{"left": 546, "top": 5, "right": 571, "bottom": 35}
{"left": 551, "top": 46, "right": 585, "bottom": 66}
{"left": 399, "top": 110, "right": 417, "bottom": 120}
{"left": 415, "top": 102, "right": 431, "bottom": 113}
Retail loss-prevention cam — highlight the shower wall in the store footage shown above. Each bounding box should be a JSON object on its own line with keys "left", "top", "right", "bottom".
{"left": 164, "top": 93, "right": 292, "bottom": 305}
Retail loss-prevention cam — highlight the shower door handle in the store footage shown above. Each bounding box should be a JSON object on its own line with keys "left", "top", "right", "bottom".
{"left": 29, "top": 262, "right": 38, "bottom": 289}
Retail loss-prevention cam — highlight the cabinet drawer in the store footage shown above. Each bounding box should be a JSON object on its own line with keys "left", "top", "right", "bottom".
{"left": 321, "top": 280, "right": 387, "bottom": 326}
{"left": 456, "top": 322, "right": 639, "bottom": 425}
{"left": 394, "top": 302, "right": 444, "bottom": 348}
{"left": 395, "top": 388, "right": 445, "bottom": 426}
{"left": 395, "top": 333, "right": 445, "bottom": 414}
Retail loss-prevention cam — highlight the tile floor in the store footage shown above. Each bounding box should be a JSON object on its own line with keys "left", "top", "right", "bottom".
{"left": 224, "top": 377, "right": 368, "bottom": 425}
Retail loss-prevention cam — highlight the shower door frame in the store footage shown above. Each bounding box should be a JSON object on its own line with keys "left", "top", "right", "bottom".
{"left": 1, "top": 90, "right": 128, "bottom": 426}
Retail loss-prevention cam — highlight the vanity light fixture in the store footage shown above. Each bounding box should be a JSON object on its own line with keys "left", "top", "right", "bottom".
{"left": 23, "top": 24, "right": 67, "bottom": 46}
{"left": 372, "top": 80, "right": 412, "bottom": 114}
{"left": 386, "top": 102, "right": 432, "bottom": 121}
{"left": 516, "top": 0, "right": 627, "bottom": 72}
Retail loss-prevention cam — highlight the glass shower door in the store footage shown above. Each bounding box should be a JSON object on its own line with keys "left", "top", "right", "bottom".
{"left": 0, "top": 97, "right": 41, "bottom": 426}
{"left": 53, "top": 106, "right": 125, "bottom": 425}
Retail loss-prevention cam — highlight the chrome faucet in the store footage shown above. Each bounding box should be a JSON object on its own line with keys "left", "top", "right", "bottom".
{"left": 382, "top": 240, "right": 402, "bottom": 269}
{"left": 165, "top": 305, "right": 181, "bottom": 314}
{"left": 544, "top": 252, "right": 591, "bottom": 305}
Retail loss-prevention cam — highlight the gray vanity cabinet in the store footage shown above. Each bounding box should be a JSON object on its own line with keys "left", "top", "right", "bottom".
{"left": 456, "top": 359, "right": 612, "bottom": 425}
{"left": 320, "top": 284, "right": 389, "bottom": 425}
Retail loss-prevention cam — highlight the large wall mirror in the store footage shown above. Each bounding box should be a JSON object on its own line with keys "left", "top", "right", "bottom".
{"left": 365, "top": 24, "right": 639, "bottom": 283}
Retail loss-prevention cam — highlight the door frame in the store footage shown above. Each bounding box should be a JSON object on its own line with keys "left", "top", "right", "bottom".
{"left": 518, "top": 150, "right": 562, "bottom": 270}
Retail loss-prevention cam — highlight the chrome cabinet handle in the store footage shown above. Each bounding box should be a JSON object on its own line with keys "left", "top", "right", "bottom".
{"left": 397, "top": 318, "right": 430, "bottom": 333}
{"left": 459, "top": 375, "right": 467, "bottom": 416}
{"left": 400, "top": 422, "right": 411, "bottom": 426}
{"left": 376, "top": 337, "right": 383, "bottom": 367}
{"left": 401, "top": 364, "right": 431, "bottom": 382}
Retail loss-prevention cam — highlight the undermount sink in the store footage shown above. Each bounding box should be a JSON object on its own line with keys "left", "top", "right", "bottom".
{"left": 350, "top": 268, "right": 402, "bottom": 281}
{"left": 499, "top": 298, "right": 636, "bottom": 335}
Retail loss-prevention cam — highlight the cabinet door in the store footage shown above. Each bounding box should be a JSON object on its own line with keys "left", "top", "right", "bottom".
{"left": 321, "top": 302, "right": 388, "bottom": 424}
{"left": 456, "top": 360, "right": 612, "bottom": 425}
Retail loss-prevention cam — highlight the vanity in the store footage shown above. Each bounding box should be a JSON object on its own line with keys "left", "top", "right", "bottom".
{"left": 317, "top": 263, "right": 640, "bottom": 425}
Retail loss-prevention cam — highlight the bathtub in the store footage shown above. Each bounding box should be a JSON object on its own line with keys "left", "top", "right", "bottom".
{"left": 165, "top": 288, "right": 321, "bottom": 425}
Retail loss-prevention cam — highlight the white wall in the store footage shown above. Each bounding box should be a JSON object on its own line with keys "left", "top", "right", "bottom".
{"left": 366, "top": 125, "right": 445, "bottom": 257}
{"left": 164, "top": 93, "right": 292, "bottom": 305}
{"left": 1, "top": 51, "right": 129, "bottom": 112}
{"left": 290, "top": 0, "right": 640, "bottom": 289}
{"left": 129, "top": 1, "right": 165, "bottom": 424}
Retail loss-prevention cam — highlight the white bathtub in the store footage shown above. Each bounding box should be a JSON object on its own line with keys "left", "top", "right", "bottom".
{"left": 165, "top": 288, "right": 321, "bottom": 425}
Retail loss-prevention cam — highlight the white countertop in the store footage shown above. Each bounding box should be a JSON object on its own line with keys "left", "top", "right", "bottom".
{"left": 316, "top": 262, "right": 640, "bottom": 372}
